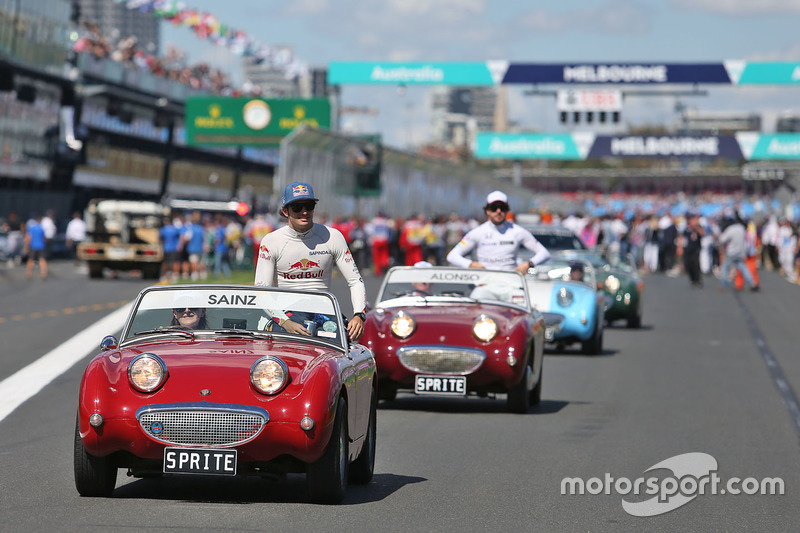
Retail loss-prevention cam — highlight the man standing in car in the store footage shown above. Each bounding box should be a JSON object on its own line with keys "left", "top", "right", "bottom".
{"left": 447, "top": 190, "right": 550, "bottom": 273}
{"left": 254, "top": 182, "right": 367, "bottom": 341}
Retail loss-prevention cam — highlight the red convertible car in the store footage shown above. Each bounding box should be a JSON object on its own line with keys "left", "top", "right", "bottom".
{"left": 360, "top": 267, "right": 545, "bottom": 413}
{"left": 74, "top": 285, "right": 376, "bottom": 504}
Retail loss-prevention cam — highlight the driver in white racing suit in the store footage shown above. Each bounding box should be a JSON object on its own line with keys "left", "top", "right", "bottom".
{"left": 447, "top": 190, "right": 550, "bottom": 273}
{"left": 255, "top": 181, "right": 367, "bottom": 341}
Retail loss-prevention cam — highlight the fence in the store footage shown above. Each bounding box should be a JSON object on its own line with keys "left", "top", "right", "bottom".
{"left": 275, "top": 127, "right": 535, "bottom": 219}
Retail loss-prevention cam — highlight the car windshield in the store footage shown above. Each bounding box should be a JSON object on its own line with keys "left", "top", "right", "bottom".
{"left": 523, "top": 229, "right": 586, "bottom": 250}
{"left": 121, "top": 286, "right": 346, "bottom": 349}
{"left": 377, "top": 267, "right": 530, "bottom": 309}
{"left": 527, "top": 260, "right": 596, "bottom": 288}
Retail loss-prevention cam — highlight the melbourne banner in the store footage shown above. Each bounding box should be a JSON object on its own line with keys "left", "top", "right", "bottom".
{"left": 329, "top": 61, "right": 800, "bottom": 85}
{"left": 474, "top": 132, "right": 800, "bottom": 160}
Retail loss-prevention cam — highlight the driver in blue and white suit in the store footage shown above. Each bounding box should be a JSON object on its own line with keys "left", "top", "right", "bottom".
{"left": 447, "top": 190, "right": 550, "bottom": 274}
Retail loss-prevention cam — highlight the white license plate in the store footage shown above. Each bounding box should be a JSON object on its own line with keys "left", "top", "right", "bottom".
{"left": 163, "top": 447, "right": 237, "bottom": 476}
{"left": 414, "top": 375, "right": 467, "bottom": 396}
{"left": 545, "top": 327, "right": 555, "bottom": 341}
{"left": 107, "top": 247, "right": 132, "bottom": 260}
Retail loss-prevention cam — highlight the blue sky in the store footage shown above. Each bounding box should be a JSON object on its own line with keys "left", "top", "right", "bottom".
{"left": 162, "top": 0, "right": 800, "bottom": 149}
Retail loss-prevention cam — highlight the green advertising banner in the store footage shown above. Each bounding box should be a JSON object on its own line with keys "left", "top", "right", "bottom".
{"left": 185, "top": 97, "right": 331, "bottom": 146}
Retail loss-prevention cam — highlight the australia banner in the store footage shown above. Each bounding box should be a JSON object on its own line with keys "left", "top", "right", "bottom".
{"left": 474, "top": 132, "right": 800, "bottom": 160}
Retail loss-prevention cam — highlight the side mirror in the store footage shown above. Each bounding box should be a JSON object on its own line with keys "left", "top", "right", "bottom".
{"left": 100, "top": 335, "right": 118, "bottom": 351}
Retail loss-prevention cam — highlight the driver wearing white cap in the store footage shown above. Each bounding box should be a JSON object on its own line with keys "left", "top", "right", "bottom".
{"left": 446, "top": 190, "right": 550, "bottom": 273}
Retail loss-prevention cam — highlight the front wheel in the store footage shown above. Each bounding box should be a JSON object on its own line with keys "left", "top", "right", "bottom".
{"left": 530, "top": 363, "right": 543, "bottom": 406}
{"left": 582, "top": 317, "right": 603, "bottom": 355}
{"left": 88, "top": 263, "right": 104, "bottom": 279}
{"left": 507, "top": 362, "right": 532, "bottom": 413}
{"left": 627, "top": 313, "right": 641, "bottom": 329}
{"left": 349, "top": 388, "right": 376, "bottom": 485}
{"left": 307, "top": 397, "right": 349, "bottom": 504}
{"left": 73, "top": 419, "right": 116, "bottom": 496}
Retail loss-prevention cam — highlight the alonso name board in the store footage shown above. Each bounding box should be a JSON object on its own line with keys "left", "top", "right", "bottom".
{"left": 185, "top": 97, "right": 331, "bottom": 147}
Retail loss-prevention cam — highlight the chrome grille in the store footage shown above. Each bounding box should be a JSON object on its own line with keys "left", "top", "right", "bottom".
{"left": 397, "top": 346, "right": 485, "bottom": 375}
{"left": 137, "top": 403, "right": 268, "bottom": 447}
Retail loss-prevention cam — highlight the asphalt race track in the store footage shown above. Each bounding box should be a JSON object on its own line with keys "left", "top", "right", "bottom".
{"left": 0, "top": 261, "right": 798, "bottom": 532}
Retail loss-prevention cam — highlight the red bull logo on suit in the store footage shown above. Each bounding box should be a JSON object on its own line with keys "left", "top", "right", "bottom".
{"left": 284, "top": 258, "right": 324, "bottom": 279}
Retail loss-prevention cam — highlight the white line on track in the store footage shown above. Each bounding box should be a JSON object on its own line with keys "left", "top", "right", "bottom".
{"left": 0, "top": 303, "right": 133, "bottom": 423}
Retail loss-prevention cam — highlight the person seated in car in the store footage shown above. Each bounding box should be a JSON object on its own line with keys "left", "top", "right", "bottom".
{"left": 410, "top": 261, "right": 434, "bottom": 296}
{"left": 171, "top": 306, "right": 209, "bottom": 329}
{"left": 410, "top": 280, "right": 434, "bottom": 296}
{"left": 569, "top": 261, "right": 585, "bottom": 282}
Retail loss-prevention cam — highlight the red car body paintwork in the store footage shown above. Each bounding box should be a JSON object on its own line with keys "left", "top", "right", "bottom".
{"left": 358, "top": 267, "right": 545, "bottom": 409}
{"left": 74, "top": 285, "right": 376, "bottom": 502}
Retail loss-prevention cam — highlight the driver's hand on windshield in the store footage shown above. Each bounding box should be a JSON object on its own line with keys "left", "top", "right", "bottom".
{"left": 469, "top": 261, "right": 485, "bottom": 269}
{"left": 283, "top": 319, "right": 311, "bottom": 336}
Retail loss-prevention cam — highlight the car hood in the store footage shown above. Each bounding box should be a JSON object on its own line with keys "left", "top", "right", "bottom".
{"left": 112, "top": 337, "right": 339, "bottom": 386}
{"left": 527, "top": 280, "right": 595, "bottom": 313}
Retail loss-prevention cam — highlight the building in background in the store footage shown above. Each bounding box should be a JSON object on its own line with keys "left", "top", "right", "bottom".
{"left": 430, "top": 86, "right": 502, "bottom": 148}
{"left": 679, "top": 109, "right": 761, "bottom": 134}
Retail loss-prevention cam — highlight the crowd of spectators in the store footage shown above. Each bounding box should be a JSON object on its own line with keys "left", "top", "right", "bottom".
{"left": 72, "top": 20, "right": 255, "bottom": 97}
{"left": 4, "top": 191, "right": 800, "bottom": 292}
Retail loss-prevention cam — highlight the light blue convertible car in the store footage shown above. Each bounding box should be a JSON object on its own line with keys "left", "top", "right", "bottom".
{"left": 525, "top": 259, "right": 605, "bottom": 355}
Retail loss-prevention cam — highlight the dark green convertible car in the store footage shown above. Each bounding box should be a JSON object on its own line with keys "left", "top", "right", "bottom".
{"left": 556, "top": 250, "right": 644, "bottom": 329}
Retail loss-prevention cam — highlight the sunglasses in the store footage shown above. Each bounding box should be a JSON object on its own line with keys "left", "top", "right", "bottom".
{"left": 486, "top": 202, "right": 509, "bottom": 212}
{"left": 173, "top": 307, "right": 200, "bottom": 314}
{"left": 289, "top": 202, "right": 316, "bottom": 213}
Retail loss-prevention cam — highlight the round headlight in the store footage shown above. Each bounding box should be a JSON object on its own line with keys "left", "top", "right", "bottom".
{"left": 556, "top": 287, "right": 574, "bottom": 307}
{"left": 473, "top": 315, "right": 498, "bottom": 342}
{"left": 251, "top": 356, "right": 289, "bottom": 395}
{"left": 128, "top": 353, "right": 167, "bottom": 393}
{"left": 605, "top": 275, "right": 620, "bottom": 293}
{"left": 390, "top": 311, "right": 416, "bottom": 339}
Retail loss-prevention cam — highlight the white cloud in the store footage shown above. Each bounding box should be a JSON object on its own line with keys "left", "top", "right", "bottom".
{"left": 283, "top": 0, "right": 329, "bottom": 15}
{"left": 516, "top": 1, "right": 651, "bottom": 35}
{"left": 672, "top": 0, "right": 800, "bottom": 15}
{"left": 387, "top": 0, "right": 484, "bottom": 17}
{"left": 742, "top": 43, "right": 800, "bottom": 61}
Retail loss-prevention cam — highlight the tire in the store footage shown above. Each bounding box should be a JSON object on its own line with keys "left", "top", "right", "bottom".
{"left": 507, "top": 360, "right": 531, "bottom": 413}
{"left": 582, "top": 321, "right": 603, "bottom": 355}
{"left": 349, "top": 388, "right": 376, "bottom": 485}
{"left": 142, "top": 264, "right": 161, "bottom": 280}
{"left": 530, "top": 362, "right": 543, "bottom": 406}
{"left": 307, "top": 397, "right": 349, "bottom": 504}
{"left": 627, "top": 313, "right": 641, "bottom": 329}
{"left": 377, "top": 382, "right": 397, "bottom": 402}
{"left": 88, "top": 263, "right": 103, "bottom": 279}
{"left": 73, "top": 418, "right": 117, "bottom": 497}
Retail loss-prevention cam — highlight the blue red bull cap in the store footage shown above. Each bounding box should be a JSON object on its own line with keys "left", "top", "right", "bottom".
{"left": 281, "top": 182, "right": 319, "bottom": 207}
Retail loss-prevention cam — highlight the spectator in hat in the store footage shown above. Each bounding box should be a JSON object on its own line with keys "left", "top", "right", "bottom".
{"left": 447, "top": 190, "right": 550, "bottom": 274}
{"left": 254, "top": 182, "right": 367, "bottom": 341}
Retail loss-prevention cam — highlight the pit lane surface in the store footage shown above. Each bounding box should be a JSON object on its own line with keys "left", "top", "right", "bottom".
{"left": 0, "top": 262, "right": 797, "bottom": 532}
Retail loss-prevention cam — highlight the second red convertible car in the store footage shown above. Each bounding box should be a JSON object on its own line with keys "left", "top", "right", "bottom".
{"left": 360, "top": 267, "right": 545, "bottom": 413}
{"left": 74, "top": 285, "right": 376, "bottom": 504}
